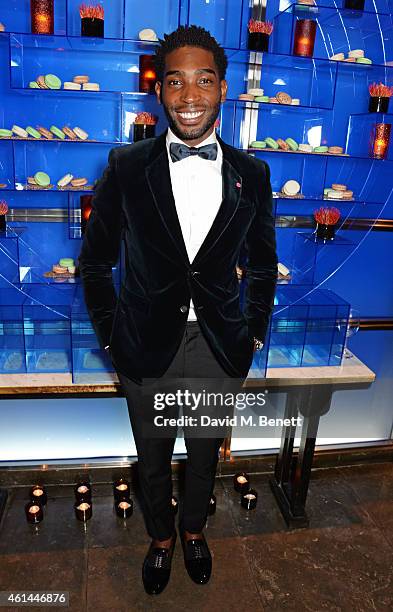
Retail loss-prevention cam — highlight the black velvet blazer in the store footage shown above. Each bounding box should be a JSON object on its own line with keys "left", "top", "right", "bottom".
{"left": 78, "top": 129, "right": 278, "bottom": 384}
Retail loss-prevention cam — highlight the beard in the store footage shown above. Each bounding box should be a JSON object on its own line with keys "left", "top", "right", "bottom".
{"left": 162, "top": 99, "right": 221, "bottom": 142}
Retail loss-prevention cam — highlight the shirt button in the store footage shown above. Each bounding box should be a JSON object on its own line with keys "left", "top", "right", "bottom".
{"left": 180, "top": 305, "right": 188, "bottom": 313}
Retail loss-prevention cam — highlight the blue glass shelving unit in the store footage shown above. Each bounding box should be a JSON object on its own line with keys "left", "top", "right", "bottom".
{"left": 1, "top": 0, "right": 391, "bottom": 379}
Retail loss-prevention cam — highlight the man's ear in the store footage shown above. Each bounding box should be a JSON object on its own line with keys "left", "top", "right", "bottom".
{"left": 155, "top": 81, "right": 162, "bottom": 105}
{"left": 220, "top": 79, "right": 228, "bottom": 103}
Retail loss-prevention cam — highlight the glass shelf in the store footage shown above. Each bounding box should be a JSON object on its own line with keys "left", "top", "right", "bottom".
{"left": 268, "top": 284, "right": 350, "bottom": 367}
{"left": 273, "top": 4, "right": 393, "bottom": 67}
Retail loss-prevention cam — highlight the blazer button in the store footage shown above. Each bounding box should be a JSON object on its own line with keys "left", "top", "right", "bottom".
{"left": 180, "top": 305, "right": 188, "bottom": 313}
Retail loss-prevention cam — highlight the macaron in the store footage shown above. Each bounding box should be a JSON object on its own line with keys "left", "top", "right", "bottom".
{"left": 277, "top": 138, "right": 289, "bottom": 151}
{"left": 63, "top": 82, "right": 81, "bottom": 90}
{"left": 268, "top": 97, "right": 279, "bottom": 103}
{"left": 37, "top": 75, "right": 48, "bottom": 89}
{"left": 343, "top": 57, "right": 357, "bottom": 63}
{"left": 285, "top": 138, "right": 298, "bottom": 151}
{"left": 298, "top": 143, "right": 313, "bottom": 152}
{"left": 348, "top": 49, "right": 364, "bottom": 58}
{"left": 250, "top": 140, "right": 266, "bottom": 148}
{"left": 44, "top": 74, "right": 61, "bottom": 89}
{"left": 71, "top": 177, "right": 88, "bottom": 187}
{"left": 57, "top": 173, "right": 73, "bottom": 188}
{"left": 37, "top": 126, "right": 54, "bottom": 139}
{"left": 26, "top": 126, "right": 42, "bottom": 139}
{"left": 73, "top": 126, "right": 89, "bottom": 140}
{"left": 331, "top": 184, "right": 347, "bottom": 191}
{"left": 326, "top": 190, "right": 343, "bottom": 199}
{"left": 330, "top": 52, "right": 345, "bottom": 61}
{"left": 313, "top": 145, "right": 328, "bottom": 153}
{"left": 82, "top": 83, "right": 100, "bottom": 91}
{"left": 276, "top": 91, "right": 292, "bottom": 105}
{"left": 278, "top": 262, "right": 290, "bottom": 276}
{"left": 27, "top": 176, "right": 37, "bottom": 185}
{"left": 247, "top": 88, "right": 264, "bottom": 97}
{"left": 265, "top": 137, "right": 279, "bottom": 149}
{"left": 73, "top": 75, "right": 89, "bottom": 84}
{"left": 0, "top": 128, "right": 13, "bottom": 137}
{"left": 282, "top": 180, "right": 300, "bottom": 196}
{"left": 328, "top": 146, "right": 344, "bottom": 154}
{"left": 62, "top": 126, "right": 77, "bottom": 139}
{"left": 34, "top": 171, "right": 50, "bottom": 187}
{"left": 12, "top": 125, "right": 29, "bottom": 138}
{"left": 238, "top": 93, "right": 254, "bottom": 101}
{"left": 356, "top": 57, "right": 372, "bottom": 64}
{"left": 323, "top": 188, "right": 330, "bottom": 196}
{"left": 50, "top": 125, "right": 66, "bottom": 139}
{"left": 138, "top": 28, "right": 158, "bottom": 41}
{"left": 67, "top": 266, "right": 76, "bottom": 274}
{"left": 291, "top": 98, "right": 300, "bottom": 105}
{"left": 29, "top": 81, "right": 40, "bottom": 88}
{"left": 59, "top": 258, "right": 74, "bottom": 268}
{"left": 255, "top": 95, "right": 269, "bottom": 102}
{"left": 52, "top": 265, "right": 68, "bottom": 274}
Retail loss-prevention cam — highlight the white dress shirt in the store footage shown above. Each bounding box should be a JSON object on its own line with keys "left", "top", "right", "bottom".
{"left": 166, "top": 126, "right": 223, "bottom": 321}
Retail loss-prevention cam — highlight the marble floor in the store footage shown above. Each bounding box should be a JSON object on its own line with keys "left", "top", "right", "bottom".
{"left": 1, "top": 462, "right": 393, "bottom": 612}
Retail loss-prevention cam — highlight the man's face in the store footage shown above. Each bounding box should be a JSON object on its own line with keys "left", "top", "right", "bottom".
{"left": 155, "top": 45, "right": 227, "bottom": 147}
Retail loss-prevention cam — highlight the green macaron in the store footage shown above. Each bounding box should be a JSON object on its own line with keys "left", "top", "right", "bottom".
{"left": 250, "top": 140, "right": 267, "bottom": 149}
{"left": 34, "top": 171, "right": 50, "bottom": 187}
{"left": 265, "top": 137, "right": 279, "bottom": 149}
{"left": 313, "top": 145, "right": 328, "bottom": 153}
{"left": 44, "top": 73, "right": 61, "bottom": 89}
{"left": 323, "top": 188, "right": 330, "bottom": 196}
{"left": 50, "top": 125, "right": 66, "bottom": 139}
{"left": 29, "top": 81, "right": 40, "bottom": 88}
{"left": 356, "top": 57, "right": 372, "bottom": 64}
{"left": 255, "top": 96, "right": 270, "bottom": 103}
{"left": 0, "top": 128, "right": 13, "bottom": 137}
{"left": 59, "top": 258, "right": 74, "bottom": 268}
{"left": 285, "top": 138, "right": 299, "bottom": 151}
{"left": 26, "top": 126, "right": 42, "bottom": 139}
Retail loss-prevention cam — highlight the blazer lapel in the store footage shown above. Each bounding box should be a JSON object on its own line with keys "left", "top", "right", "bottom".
{"left": 145, "top": 129, "right": 243, "bottom": 268}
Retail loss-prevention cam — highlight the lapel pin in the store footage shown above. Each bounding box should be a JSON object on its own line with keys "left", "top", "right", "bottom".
{"left": 236, "top": 181, "right": 241, "bottom": 188}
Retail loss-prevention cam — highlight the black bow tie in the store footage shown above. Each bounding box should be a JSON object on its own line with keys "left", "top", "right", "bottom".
{"left": 169, "top": 142, "right": 218, "bottom": 163}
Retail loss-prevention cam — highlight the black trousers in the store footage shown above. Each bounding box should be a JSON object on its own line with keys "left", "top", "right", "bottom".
{"left": 117, "top": 320, "right": 243, "bottom": 540}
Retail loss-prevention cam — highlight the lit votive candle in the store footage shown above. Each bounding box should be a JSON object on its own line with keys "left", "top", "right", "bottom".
{"left": 113, "top": 478, "right": 130, "bottom": 501}
{"left": 74, "top": 500, "right": 92, "bottom": 522}
{"left": 30, "top": 484, "right": 47, "bottom": 506}
{"left": 241, "top": 488, "right": 258, "bottom": 510}
{"left": 115, "top": 497, "right": 133, "bottom": 518}
{"left": 171, "top": 495, "right": 179, "bottom": 514}
{"left": 234, "top": 472, "right": 250, "bottom": 493}
{"left": 208, "top": 494, "right": 216, "bottom": 516}
{"left": 25, "top": 501, "right": 44, "bottom": 523}
{"left": 74, "top": 481, "right": 92, "bottom": 502}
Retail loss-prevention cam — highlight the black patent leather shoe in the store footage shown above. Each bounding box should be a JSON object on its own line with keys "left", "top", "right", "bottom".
{"left": 142, "top": 532, "right": 177, "bottom": 595}
{"left": 181, "top": 532, "right": 212, "bottom": 584}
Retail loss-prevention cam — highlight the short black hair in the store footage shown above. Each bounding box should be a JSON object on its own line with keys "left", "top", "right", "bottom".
{"left": 154, "top": 24, "right": 228, "bottom": 82}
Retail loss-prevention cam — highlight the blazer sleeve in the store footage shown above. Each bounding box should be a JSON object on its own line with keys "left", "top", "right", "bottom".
{"left": 78, "top": 147, "right": 123, "bottom": 350}
{"left": 243, "top": 160, "right": 278, "bottom": 342}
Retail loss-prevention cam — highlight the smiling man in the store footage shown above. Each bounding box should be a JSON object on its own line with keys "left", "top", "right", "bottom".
{"left": 78, "top": 25, "right": 277, "bottom": 595}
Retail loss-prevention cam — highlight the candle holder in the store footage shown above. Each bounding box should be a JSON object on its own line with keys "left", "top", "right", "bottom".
{"left": 313, "top": 206, "right": 341, "bottom": 241}
{"left": 171, "top": 495, "right": 178, "bottom": 514}
{"left": 30, "top": 0, "right": 54, "bottom": 35}
{"left": 29, "top": 484, "right": 47, "bottom": 506}
{"left": 0, "top": 200, "right": 8, "bottom": 232}
{"left": 208, "top": 494, "right": 216, "bottom": 515}
{"left": 343, "top": 0, "right": 365, "bottom": 9}
{"left": 25, "top": 501, "right": 44, "bottom": 523}
{"left": 79, "top": 3, "right": 104, "bottom": 38}
{"left": 74, "top": 500, "right": 92, "bottom": 522}
{"left": 293, "top": 19, "right": 317, "bottom": 57}
{"left": 139, "top": 55, "right": 157, "bottom": 94}
{"left": 368, "top": 83, "right": 393, "bottom": 113}
{"left": 113, "top": 478, "right": 130, "bottom": 501}
{"left": 241, "top": 488, "right": 258, "bottom": 510}
{"left": 247, "top": 20, "right": 273, "bottom": 52}
{"left": 132, "top": 112, "right": 158, "bottom": 143}
{"left": 370, "top": 122, "right": 392, "bottom": 159}
{"left": 74, "top": 481, "right": 92, "bottom": 503}
{"left": 115, "top": 497, "right": 133, "bottom": 518}
{"left": 233, "top": 471, "right": 250, "bottom": 493}
{"left": 80, "top": 195, "right": 93, "bottom": 235}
